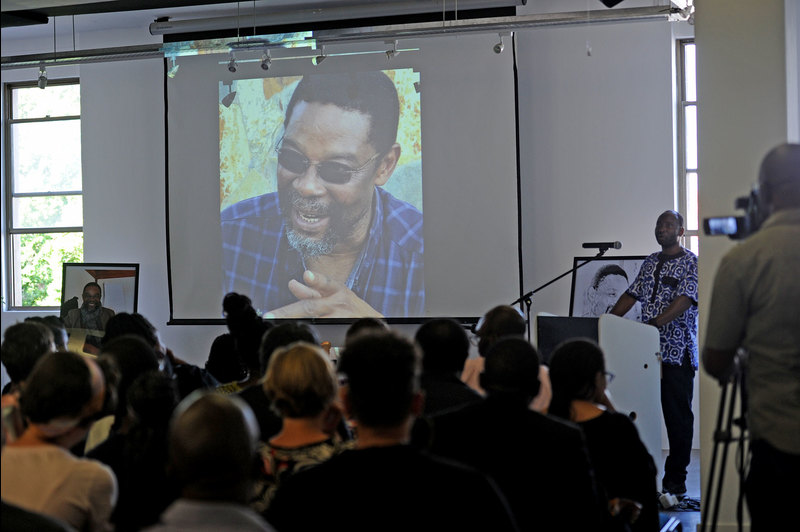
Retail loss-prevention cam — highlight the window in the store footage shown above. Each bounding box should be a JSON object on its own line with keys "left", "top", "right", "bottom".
{"left": 677, "top": 39, "right": 699, "bottom": 254}
{"left": 4, "top": 79, "right": 83, "bottom": 308}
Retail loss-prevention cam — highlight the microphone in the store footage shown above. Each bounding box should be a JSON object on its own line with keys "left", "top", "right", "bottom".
{"left": 582, "top": 241, "right": 622, "bottom": 250}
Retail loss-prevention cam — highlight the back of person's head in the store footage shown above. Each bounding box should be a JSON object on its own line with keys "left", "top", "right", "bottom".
{"left": 479, "top": 337, "right": 540, "bottom": 401}
{"left": 1, "top": 321, "right": 55, "bottom": 384}
{"left": 222, "top": 292, "right": 260, "bottom": 332}
{"left": 168, "top": 392, "right": 259, "bottom": 502}
{"left": 338, "top": 331, "right": 420, "bottom": 428}
{"left": 285, "top": 71, "right": 400, "bottom": 154}
{"left": 99, "top": 334, "right": 161, "bottom": 423}
{"left": 264, "top": 342, "right": 336, "bottom": 419}
{"left": 19, "top": 351, "right": 106, "bottom": 437}
{"left": 259, "top": 322, "right": 319, "bottom": 376}
{"left": 547, "top": 339, "right": 606, "bottom": 420}
{"left": 415, "top": 318, "right": 470, "bottom": 374}
{"left": 474, "top": 305, "right": 526, "bottom": 356}
{"left": 24, "top": 316, "right": 68, "bottom": 351}
{"left": 344, "top": 317, "right": 390, "bottom": 347}
{"left": 222, "top": 293, "right": 270, "bottom": 374}
{"left": 759, "top": 142, "right": 800, "bottom": 210}
{"left": 104, "top": 312, "right": 160, "bottom": 349}
{"left": 128, "top": 371, "right": 179, "bottom": 430}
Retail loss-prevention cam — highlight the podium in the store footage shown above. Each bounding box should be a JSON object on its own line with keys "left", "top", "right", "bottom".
{"left": 533, "top": 313, "right": 662, "bottom": 474}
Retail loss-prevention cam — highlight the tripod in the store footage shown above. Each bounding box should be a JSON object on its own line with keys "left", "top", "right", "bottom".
{"left": 701, "top": 350, "right": 749, "bottom": 532}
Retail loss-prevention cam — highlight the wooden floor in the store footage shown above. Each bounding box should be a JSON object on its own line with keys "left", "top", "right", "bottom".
{"left": 661, "top": 449, "right": 701, "bottom": 531}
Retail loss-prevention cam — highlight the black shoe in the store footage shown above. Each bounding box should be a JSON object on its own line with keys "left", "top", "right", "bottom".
{"left": 662, "top": 481, "right": 687, "bottom": 498}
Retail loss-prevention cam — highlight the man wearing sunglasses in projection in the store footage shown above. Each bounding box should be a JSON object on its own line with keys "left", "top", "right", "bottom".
{"left": 221, "top": 71, "right": 423, "bottom": 318}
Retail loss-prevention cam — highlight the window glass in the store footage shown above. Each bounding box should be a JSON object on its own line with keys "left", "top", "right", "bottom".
{"left": 12, "top": 196, "right": 83, "bottom": 228}
{"left": 11, "top": 120, "right": 82, "bottom": 193}
{"left": 11, "top": 84, "right": 81, "bottom": 119}
{"left": 5, "top": 80, "right": 83, "bottom": 308}
{"left": 11, "top": 232, "right": 84, "bottom": 307}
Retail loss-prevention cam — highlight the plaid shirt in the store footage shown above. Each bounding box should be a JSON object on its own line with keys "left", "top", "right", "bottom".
{"left": 221, "top": 187, "right": 424, "bottom": 317}
{"left": 626, "top": 249, "right": 699, "bottom": 368}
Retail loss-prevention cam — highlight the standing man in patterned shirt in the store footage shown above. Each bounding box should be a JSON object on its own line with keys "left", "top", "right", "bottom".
{"left": 610, "top": 210, "right": 699, "bottom": 498}
{"left": 221, "top": 72, "right": 423, "bottom": 319}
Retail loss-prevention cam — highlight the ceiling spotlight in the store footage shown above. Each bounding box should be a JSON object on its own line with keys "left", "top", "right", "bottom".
{"left": 221, "top": 82, "right": 237, "bottom": 108}
{"left": 37, "top": 65, "right": 47, "bottom": 90}
{"left": 493, "top": 39, "right": 505, "bottom": 54}
{"left": 312, "top": 46, "right": 327, "bottom": 66}
{"left": 227, "top": 52, "right": 237, "bottom": 73}
{"left": 260, "top": 51, "right": 271, "bottom": 71}
{"left": 167, "top": 57, "right": 180, "bottom": 78}
{"left": 386, "top": 40, "right": 399, "bottom": 60}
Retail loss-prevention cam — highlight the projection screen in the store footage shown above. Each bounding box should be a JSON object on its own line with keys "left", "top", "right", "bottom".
{"left": 167, "top": 33, "right": 520, "bottom": 321}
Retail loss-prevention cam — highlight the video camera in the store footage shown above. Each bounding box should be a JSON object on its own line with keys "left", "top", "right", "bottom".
{"left": 703, "top": 186, "right": 765, "bottom": 240}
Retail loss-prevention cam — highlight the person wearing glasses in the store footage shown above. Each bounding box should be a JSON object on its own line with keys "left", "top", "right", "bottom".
{"left": 548, "top": 339, "right": 658, "bottom": 532}
{"left": 221, "top": 71, "right": 423, "bottom": 318}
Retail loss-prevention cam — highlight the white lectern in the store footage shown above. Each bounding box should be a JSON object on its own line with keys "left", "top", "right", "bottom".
{"left": 532, "top": 313, "right": 662, "bottom": 477}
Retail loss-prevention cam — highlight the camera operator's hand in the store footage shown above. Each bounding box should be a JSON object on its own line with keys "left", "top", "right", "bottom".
{"left": 702, "top": 346, "right": 745, "bottom": 385}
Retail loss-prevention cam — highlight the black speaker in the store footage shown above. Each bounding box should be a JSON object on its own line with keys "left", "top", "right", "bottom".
{"left": 600, "top": 0, "right": 625, "bottom": 7}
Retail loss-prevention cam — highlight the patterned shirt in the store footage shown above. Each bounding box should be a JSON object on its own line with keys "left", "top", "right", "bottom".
{"left": 626, "top": 249, "right": 699, "bottom": 368}
{"left": 221, "top": 187, "right": 424, "bottom": 317}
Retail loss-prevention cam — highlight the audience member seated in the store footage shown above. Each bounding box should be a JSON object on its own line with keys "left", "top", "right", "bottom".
{"left": 252, "top": 342, "right": 351, "bottom": 512}
{"left": 145, "top": 392, "right": 275, "bottom": 531}
{"left": 1, "top": 321, "right": 55, "bottom": 442}
{"left": 265, "top": 331, "right": 517, "bottom": 532}
{"left": 548, "top": 339, "right": 659, "bottom": 532}
{"left": 462, "top": 305, "right": 551, "bottom": 412}
{"left": 89, "top": 371, "right": 180, "bottom": 531}
{"left": 104, "top": 313, "right": 218, "bottom": 399}
{"left": 84, "top": 334, "right": 162, "bottom": 453}
{"left": 421, "top": 337, "right": 604, "bottom": 532}
{"left": 343, "top": 317, "right": 390, "bottom": 347}
{"left": 415, "top": 318, "right": 482, "bottom": 416}
{"left": 2, "top": 421, "right": 76, "bottom": 532}
{"left": 1, "top": 351, "right": 117, "bottom": 532}
{"left": 206, "top": 292, "right": 271, "bottom": 386}
{"left": 25, "top": 315, "right": 69, "bottom": 351}
{"left": 238, "top": 322, "right": 320, "bottom": 442}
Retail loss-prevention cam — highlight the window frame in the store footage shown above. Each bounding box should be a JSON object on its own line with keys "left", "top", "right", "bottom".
{"left": 3, "top": 77, "right": 83, "bottom": 310}
{"left": 676, "top": 38, "right": 699, "bottom": 254}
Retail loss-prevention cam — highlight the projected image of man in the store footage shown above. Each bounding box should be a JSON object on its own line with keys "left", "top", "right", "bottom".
{"left": 221, "top": 72, "right": 423, "bottom": 318}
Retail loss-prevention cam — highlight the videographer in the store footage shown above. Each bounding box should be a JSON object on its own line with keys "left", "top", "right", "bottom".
{"left": 702, "top": 143, "right": 800, "bottom": 532}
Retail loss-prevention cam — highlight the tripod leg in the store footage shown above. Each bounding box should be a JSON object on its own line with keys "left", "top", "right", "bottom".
{"left": 701, "top": 381, "right": 729, "bottom": 532}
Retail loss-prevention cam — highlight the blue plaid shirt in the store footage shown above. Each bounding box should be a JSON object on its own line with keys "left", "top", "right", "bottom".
{"left": 626, "top": 249, "right": 699, "bottom": 368}
{"left": 221, "top": 187, "right": 424, "bottom": 317}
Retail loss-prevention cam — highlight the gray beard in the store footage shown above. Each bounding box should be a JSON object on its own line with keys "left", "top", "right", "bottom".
{"left": 286, "top": 227, "right": 337, "bottom": 257}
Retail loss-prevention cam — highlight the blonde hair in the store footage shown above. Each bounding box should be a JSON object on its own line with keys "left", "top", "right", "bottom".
{"left": 264, "top": 342, "right": 336, "bottom": 418}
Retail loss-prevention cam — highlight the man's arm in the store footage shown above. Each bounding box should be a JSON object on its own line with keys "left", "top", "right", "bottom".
{"left": 609, "top": 293, "right": 637, "bottom": 317}
{"left": 264, "top": 270, "right": 383, "bottom": 319}
{"left": 647, "top": 294, "right": 693, "bottom": 327}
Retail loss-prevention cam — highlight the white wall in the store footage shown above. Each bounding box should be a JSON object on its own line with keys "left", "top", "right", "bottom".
{"left": 694, "top": 1, "right": 794, "bottom": 530}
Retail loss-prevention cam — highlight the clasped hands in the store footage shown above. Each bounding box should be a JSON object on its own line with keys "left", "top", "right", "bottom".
{"left": 264, "top": 270, "right": 383, "bottom": 319}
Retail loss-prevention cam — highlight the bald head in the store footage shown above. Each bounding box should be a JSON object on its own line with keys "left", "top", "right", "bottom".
{"left": 759, "top": 143, "right": 800, "bottom": 211}
{"left": 169, "top": 393, "right": 259, "bottom": 501}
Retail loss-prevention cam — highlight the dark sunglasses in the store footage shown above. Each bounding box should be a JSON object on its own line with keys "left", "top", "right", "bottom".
{"left": 275, "top": 139, "right": 381, "bottom": 185}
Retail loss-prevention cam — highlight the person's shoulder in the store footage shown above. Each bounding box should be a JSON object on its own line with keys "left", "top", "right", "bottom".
{"left": 221, "top": 193, "right": 279, "bottom": 222}
{"left": 377, "top": 188, "right": 423, "bottom": 247}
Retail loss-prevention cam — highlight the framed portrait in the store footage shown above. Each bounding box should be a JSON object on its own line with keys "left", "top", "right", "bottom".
{"left": 60, "top": 263, "right": 139, "bottom": 355}
{"left": 569, "top": 256, "right": 646, "bottom": 321}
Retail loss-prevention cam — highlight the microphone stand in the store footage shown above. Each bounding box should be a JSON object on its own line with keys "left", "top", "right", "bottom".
{"left": 511, "top": 248, "right": 611, "bottom": 342}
